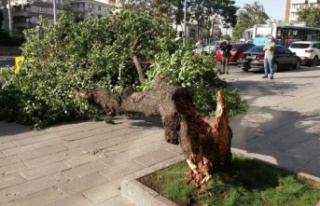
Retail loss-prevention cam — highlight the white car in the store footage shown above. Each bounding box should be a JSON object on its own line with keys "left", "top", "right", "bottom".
{"left": 288, "top": 41, "right": 320, "bottom": 66}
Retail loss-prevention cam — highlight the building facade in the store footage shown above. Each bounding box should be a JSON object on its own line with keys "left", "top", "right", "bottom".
{"left": 6, "top": 0, "right": 120, "bottom": 34}
{"left": 285, "top": 0, "right": 320, "bottom": 22}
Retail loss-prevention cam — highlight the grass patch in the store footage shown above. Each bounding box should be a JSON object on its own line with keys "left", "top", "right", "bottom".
{"left": 138, "top": 156, "right": 320, "bottom": 206}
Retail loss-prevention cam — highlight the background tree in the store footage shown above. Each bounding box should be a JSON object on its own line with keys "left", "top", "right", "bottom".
{"left": 222, "top": 34, "right": 231, "bottom": 41}
{"left": 297, "top": 7, "right": 320, "bottom": 27}
{"left": 123, "top": 0, "right": 238, "bottom": 41}
{"left": 189, "top": 0, "right": 238, "bottom": 41}
{"left": 232, "top": 1, "right": 269, "bottom": 39}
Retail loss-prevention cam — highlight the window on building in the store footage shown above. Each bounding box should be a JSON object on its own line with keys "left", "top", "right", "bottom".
{"left": 98, "top": 5, "right": 101, "bottom": 11}
{"left": 310, "top": 3, "right": 317, "bottom": 7}
{"left": 37, "top": 6, "right": 47, "bottom": 13}
{"left": 291, "top": 12, "right": 296, "bottom": 18}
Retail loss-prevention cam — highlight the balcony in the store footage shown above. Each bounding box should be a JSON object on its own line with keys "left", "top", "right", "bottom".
{"left": 12, "top": 11, "right": 32, "bottom": 17}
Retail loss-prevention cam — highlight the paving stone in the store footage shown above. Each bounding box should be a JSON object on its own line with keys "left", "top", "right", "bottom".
{"left": 63, "top": 161, "right": 107, "bottom": 180}
{"left": 0, "top": 142, "right": 16, "bottom": 151}
{"left": 0, "top": 201, "right": 16, "bottom": 206}
{"left": 63, "top": 151, "right": 116, "bottom": 168}
{"left": 134, "top": 150, "right": 177, "bottom": 167}
{"left": 109, "top": 133, "right": 163, "bottom": 153}
{"left": 0, "top": 162, "right": 27, "bottom": 176}
{"left": 0, "top": 175, "right": 67, "bottom": 204}
{"left": 99, "top": 149, "right": 143, "bottom": 167}
{"left": 14, "top": 134, "right": 56, "bottom": 147}
{"left": 14, "top": 187, "right": 68, "bottom": 206}
{"left": 0, "top": 173, "right": 26, "bottom": 190}
{"left": 18, "top": 145, "right": 69, "bottom": 161}
{"left": 63, "top": 127, "right": 140, "bottom": 149}
{"left": 23, "top": 152, "right": 68, "bottom": 169}
{"left": 97, "top": 196, "right": 135, "bottom": 206}
{"left": 32, "top": 138, "right": 63, "bottom": 149}
{"left": 100, "top": 161, "right": 145, "bottom": 180}
{"left": 19, "top": 161, "right": 70, "bottom": 180}
{"left": 82, "top": 179, "right": 122, "bottom": 204}
{"left": 48, "top": 194, "right": 94, "bottom": 206}
{"left": 2, "top": 145, "right": 36, "bottom": 157}
{"left": 0, "top": 156, "right": 21, "bottom": 167}
{"left": 134, "top": 139, "right": 172, "bottom": 154}
{"left": 48, "top": 127, "right": 85, "bottom": 138}
{"left": 0, "top": 130, "right": 48, "bottom": 144}
{"left": 58, "top": 173, "right": 109, "bottom": 195}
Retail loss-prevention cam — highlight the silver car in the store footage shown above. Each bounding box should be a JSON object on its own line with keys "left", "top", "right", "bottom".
{"left": 203, "top": 41, "right": 222, "bottom": 55}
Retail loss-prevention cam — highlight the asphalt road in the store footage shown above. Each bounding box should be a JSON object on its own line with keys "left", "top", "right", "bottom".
{"left": 0, "top": 60, "right": 14, "bottom": 68}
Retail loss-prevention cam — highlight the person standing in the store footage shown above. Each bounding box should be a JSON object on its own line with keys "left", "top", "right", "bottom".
{"left": 195, "top": 38, "right": 204, "bottom": 54}
{"left": 262, "top": 36, "right": 276, "bottom": 79}
{"left": 221, "top": 40, "right": 232, "bottom": 74}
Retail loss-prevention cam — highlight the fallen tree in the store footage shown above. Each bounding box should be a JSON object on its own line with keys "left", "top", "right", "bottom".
{"left": 72, "top": 75, "right": 233, "bottom": 185}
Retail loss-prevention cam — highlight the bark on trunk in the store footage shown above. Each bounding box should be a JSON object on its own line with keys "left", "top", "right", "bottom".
{"left": 72, "top": 76, "right": 232, "bottom": 185}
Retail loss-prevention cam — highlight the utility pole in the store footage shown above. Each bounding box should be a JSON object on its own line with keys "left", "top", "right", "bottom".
{"left": 183, "top": 0, "right": 186, "bottom": 46}
{"left": 7, "top": 0, "right": 13, "bottom": 36}
{"left": 53, "top": 0, "right": 57, "bottom": 24}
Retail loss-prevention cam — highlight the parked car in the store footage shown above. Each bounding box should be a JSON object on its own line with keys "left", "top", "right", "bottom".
{"left": 203, "top": 41, "right": 222, "bottom": 55}
{"left": 237, "top": 45, "right": 301, "bottom": 72}
{"left": 288, "top": 41, "right": 320, "bottom": 66}
{"left": 215, "top": 43, "right": 255, "bottom": 64}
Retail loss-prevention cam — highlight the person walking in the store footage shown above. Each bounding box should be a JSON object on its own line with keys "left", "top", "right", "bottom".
{"left": 262, "top": 36, "right": 276, "bottom": 79}
{"left": 220, "top": 40, "right": 232, "bottom": 74}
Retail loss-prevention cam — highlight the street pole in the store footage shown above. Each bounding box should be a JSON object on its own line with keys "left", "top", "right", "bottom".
{"left": 183, "top": 0, "right": 186, "bottom": 47}
{"left": 8, "top": 0, "right": 13, "bottom": 36}
{"left": 53, "top": 0, "right": 57, "bottom": 24}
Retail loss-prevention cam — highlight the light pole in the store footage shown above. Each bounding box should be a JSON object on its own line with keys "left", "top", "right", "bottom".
{"left": 53, "top": 0, "right": 57, "bottom": 24}
{"left": 183, "top": 0, "right": 186, "bottom": 46}
{"left": 8, "top": 0, "right": 13, "bottom": 36}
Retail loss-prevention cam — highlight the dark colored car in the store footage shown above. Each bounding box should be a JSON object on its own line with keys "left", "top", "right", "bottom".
{"left": 215, "top": 43, "right": 255, "bottom": 64}
{"left": 237, "top": 45, "right": 301, "bottom": 72}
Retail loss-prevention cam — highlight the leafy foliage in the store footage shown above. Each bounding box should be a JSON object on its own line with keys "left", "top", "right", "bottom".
{"left": 232, "top": 1, "right": 269, "bottom": 39}
{"left": 297, "top": 7, "right": 320, "bottom": 27}
{"left": 0, "top": 9, "right": 247, "bottom": 128}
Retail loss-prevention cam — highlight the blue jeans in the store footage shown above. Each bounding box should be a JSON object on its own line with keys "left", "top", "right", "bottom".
{"left": 264, "top": 58, "right": 274, "bottom": 78}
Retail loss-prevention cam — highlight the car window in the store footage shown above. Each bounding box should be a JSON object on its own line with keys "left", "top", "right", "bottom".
{"left": 245, "top": 46, "right": 263, "bottom": 53}
{"left": 290, "top": 43, "right": 310, "bottom": 49}
{"left": 276, "top": 46, "right": 286, "bottom": 54}
{"left": 283, "top": 47, "right": 293, "bottom": 54}
{"left": 230, "top": 44, "right": 243, "bottom": 49}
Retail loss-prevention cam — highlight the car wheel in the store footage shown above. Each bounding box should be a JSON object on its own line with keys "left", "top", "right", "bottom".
{"left": 273, "top": 62, "right": 278, "bottom": 72}
{"left": 294, "top": 61, "right": 301, "bottom": 70}
{"left": 242, "top": 67, "right": 249, "bottom": 72}
{"left": 310, "top": 56, "right": 318, "bottom": 67}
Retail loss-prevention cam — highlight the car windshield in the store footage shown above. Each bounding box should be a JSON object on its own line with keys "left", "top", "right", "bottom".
{"left": 290, "top": 43, "right": 310, "bottom": 49}
{"left": 230, "top": 44, "right": 244, "bottom": 49}
{"left": 245, "top": 46, "right": 264, "bottom": 53}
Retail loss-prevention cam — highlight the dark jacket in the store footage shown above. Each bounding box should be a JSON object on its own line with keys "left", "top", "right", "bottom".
{"left": 221, "top": 43, "right": 232, "bottom": 57}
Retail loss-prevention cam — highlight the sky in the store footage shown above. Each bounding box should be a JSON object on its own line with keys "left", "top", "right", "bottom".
{"left": 235, "top": 0, "right": 286, "bottom": 21}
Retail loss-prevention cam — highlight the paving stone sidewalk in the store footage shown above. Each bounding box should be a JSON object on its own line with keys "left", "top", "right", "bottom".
{"left": 0, "top": 116, "right": 184, "bottom": 206}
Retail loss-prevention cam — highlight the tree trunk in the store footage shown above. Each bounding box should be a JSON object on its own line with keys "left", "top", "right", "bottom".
{"left": 72, "top": 76, "right": 232, "bottom": 185}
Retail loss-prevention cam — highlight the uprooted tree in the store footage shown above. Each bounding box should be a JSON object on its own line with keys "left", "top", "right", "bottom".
{"left": 0, "top": 9, "right": 246, "bottom": 184}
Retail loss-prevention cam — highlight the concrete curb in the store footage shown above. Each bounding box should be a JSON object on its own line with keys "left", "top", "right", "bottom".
{"left": 122, "top": 148, "right": 320, "bottom": 206}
